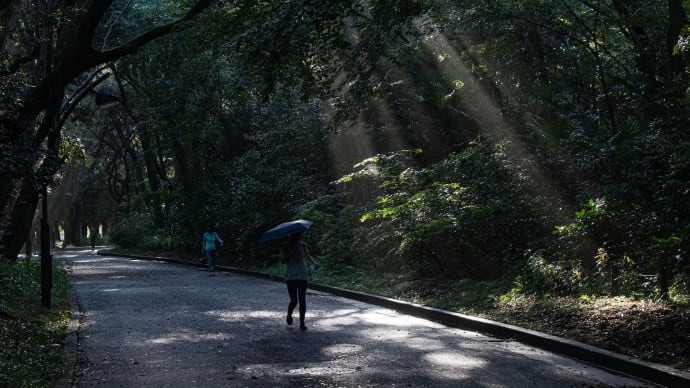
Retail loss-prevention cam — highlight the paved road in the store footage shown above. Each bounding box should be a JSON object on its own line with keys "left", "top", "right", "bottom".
{"left": 59, "top": 249, "right": 653, "bottom": 387}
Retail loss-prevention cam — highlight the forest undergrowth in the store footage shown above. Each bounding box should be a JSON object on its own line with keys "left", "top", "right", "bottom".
{"left": 0, "top": 258, "right": 71, "bottom": 387}
{"left": 388, "top": 279, "right": 690, "bottom": 373}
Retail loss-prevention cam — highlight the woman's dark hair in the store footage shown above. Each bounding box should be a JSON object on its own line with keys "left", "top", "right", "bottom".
{"left": 281, "top": 232, "right": 303, "bottom": 261}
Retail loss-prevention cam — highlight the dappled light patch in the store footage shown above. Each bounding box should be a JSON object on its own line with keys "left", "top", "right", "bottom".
{"left": 310, "top": 308, "right": 362, "bottom": 328}
{"left": 205, "top": 309, "right": 277, "bottom": 321}
{"left": 287, "top": 365, "right": 360, "bottom": 376}
{"left": 60, "top": 252, "right": 88, "bottom": 258}
{"left": 147, "top": 332, "right": 226, "bottom": 345}
{"left": 402, "top": 335, "right": 447, "bottom": 351}
{"left": 321, "top": 343, "right": 363, "bottom": 357}
{"left": 73, "top": 259, "right": 104, "bottom": 263}
{"left": 424, "top": 351, "right": 485, "bottom": 370}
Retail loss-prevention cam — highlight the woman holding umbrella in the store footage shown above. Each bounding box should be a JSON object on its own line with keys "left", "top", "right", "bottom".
{"left": 279, "top": 231, "right": 317, "bottom": 330}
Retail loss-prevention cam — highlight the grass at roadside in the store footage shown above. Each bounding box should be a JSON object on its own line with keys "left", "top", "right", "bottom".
{"left": 0, "top": 257, "right": 71, "bottom": 387}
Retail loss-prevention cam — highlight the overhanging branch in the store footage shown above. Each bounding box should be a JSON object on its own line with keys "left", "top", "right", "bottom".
{"left": 92, "top": 0, "right": 215, "bottom": 66}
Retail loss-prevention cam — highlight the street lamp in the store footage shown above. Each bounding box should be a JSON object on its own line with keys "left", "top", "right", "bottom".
{"left": 40, "top": 84, "right": 121, "bottom": 308}
{"left": 94, "top": 86, "right": 121, "bottom": 108}
{"left": 40, "top": 187, "right": 51, "bottom": 308}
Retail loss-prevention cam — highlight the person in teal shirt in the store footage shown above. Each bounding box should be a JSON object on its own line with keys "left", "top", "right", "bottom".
{"left": 202, "top": 226, "right": 223, "bottom": 274}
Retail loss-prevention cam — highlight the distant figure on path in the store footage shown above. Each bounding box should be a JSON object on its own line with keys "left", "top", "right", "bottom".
{"left": 91, "top": 233, "right": 97, "bottom": 252}
{"left": 202, "top": 226, "right": 223, "bottom": 274}
{"left": 279, "top": 231, "right": 317, "bottom": 330}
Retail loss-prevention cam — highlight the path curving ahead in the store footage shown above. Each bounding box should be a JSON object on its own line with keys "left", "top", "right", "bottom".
{"left": 58, "top": 249, "right": 653, "bottom": 387}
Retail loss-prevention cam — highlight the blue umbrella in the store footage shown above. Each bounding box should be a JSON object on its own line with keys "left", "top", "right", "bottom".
{"left": 259, "top": 219, "right": 313, "bottom": 243}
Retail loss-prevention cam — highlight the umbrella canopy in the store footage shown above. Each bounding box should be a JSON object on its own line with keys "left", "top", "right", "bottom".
{"left": 259, "top": 219, "right": 313, "bottom": 243}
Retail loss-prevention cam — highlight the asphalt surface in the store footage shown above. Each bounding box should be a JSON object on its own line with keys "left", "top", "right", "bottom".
{"left": 57, "top": 248, "right": 665, "bottom": 387}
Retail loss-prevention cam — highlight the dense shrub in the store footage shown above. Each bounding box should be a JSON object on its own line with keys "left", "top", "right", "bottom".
{"left": 518, "top": 197, "right": 690, "bottom": 300}
{"left": 336, "top": 142, "right": 544, "bottom": 280}
{"left": 109, "top": 213, "right": 155, "bottom": 248}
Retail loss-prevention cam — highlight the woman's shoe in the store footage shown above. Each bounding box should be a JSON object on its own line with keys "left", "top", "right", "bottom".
{"left": 286, "top": 316, "right": 293, "bottom": 325}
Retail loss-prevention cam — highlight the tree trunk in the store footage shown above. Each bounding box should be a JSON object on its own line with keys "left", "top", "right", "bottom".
{"left": 52, "top": 224, "right": 60, "bottom": 247}
{"left": 667, "top": 0, "right": 687, "bottom": 59}
{"left": 139, "top": 127, "right": 165, "bottom": 226}
{"left": 24, "top": 228, "right": 32, "bottom": 259}
{"left": 170, "top": 132, "right": 196, "bottom": 195}
{"left": 65, "top": 199, "right": 82, "bottom": 247}
{"left": 0, "top": 0, "right": 214, "bottom": 250}
{"left": 1, "top": 180, "right": 41, "bottom": 261}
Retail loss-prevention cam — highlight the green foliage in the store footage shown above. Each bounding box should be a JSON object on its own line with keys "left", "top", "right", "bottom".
{"left": 58, "top": 134, "right": 85, "bottom": 162}
{"left": 43, "top": 0, "right": 690, "bottom": 305}
{"left": 553, "top": 198, "right": 608, "bottom": 255}
{"left": 207, "top": 90, "right": 333, "bottom": 260}
{"left": 297, "top": 206, "right": 370, "bottom": 270}
{"left": 337, "top": 141, "right": 541, "bottom": 280}
{"left": 648, "top": 228, "right": 690, "bottom": 300}
{"left": 515, "top": 196, "right": 690, "bottom": 300}
{"left": 110, "top": 212, "right": 155, "bottom": 248}
{"left": 512, "top": 251, "right": 583, "bottom": 296}
{"left": 0, "top": 258, "right": 70, "bottom": 387}
{"left": 527, "top": 198, "right": 635, "bottom": 296}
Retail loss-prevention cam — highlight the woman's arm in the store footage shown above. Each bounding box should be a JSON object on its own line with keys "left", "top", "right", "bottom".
{"left": 302, "top": 242, "right": 316, "bottom": 263}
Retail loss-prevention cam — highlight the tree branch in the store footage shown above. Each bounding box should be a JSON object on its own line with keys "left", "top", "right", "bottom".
{"left": 89, "top": 0, "right": 215, "bottom": 67}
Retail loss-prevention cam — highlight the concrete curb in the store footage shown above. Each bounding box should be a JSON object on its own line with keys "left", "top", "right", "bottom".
{"left": 99, "top": 251, "right": 690, "bottom": 387}
{"left": 56, "top": 285, "right": 83, "bottom": 387}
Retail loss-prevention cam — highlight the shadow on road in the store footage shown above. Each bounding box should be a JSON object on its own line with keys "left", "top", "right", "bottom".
{"left": 58, "top": 250, "right": 658, "bottom": 387}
